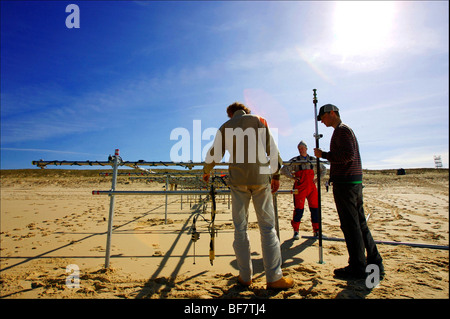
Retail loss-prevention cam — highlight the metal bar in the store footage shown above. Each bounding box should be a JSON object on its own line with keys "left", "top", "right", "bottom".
{"left": 104, "top": 149, "right": 120, "bottom": 268}
{"left": 33, "top": 159, "right": 328, "bottom": 168}
{"left": 32, "top": 160, "right": 112, "bottom": 168}
{"left": 100, "top": 171, "right": 227, "bottom": 176}
{"left": 92, "top": 189, "right": 298, "bottom": 196}
{"left": 283, "top": 160, "right": 329, "bottom": 166}
{"left": 302, "top": 236, "right": 449, "bottom": 250}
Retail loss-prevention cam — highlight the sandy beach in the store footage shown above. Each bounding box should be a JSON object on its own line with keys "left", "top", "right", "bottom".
{"left": 0, "top": 168, "right": 448, "bottom": 300}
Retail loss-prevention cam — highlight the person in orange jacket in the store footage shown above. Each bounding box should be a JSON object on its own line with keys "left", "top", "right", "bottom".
{"left": 281, "top": 140, "right": 326, "bottom": 240}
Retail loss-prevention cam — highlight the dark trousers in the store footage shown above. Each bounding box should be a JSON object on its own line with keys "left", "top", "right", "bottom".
{"left": 333, "top": 183, "right": 382, "bottom": 271}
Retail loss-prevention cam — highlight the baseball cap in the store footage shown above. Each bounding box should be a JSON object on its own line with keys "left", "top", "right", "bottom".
{"left": 317, "top": 104, "right": 339, "bottom": 121}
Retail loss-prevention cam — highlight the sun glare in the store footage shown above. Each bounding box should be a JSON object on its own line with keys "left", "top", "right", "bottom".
{"left": 332, "top": 1, "right": 396, "bottom": 62}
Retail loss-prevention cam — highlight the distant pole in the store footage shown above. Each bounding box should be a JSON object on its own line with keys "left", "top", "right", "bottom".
{"left": 313, "top": 89, "right": 324, "bottom": 264}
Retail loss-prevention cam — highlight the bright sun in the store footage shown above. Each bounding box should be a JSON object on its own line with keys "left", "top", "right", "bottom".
{"left": 332, "top": 1, "right": 396, "bottom": 62}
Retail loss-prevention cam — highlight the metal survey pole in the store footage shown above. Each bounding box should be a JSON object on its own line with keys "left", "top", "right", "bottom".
{"left": 105, "top": 149, "right": 120, "bottom": 268}
{"left": 313, "top": 89, "right": 324, "bottom": 264}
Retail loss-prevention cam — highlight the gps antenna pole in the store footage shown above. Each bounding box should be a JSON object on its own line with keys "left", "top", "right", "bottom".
{"left": 209, "top": 183, "right": 217, "bottom": 266}
{"left": 313, "top": 89, "right": 324, "bottom": 264}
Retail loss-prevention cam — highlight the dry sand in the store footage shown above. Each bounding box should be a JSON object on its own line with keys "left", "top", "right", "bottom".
{"left": 0, "top": 168, "right": 448, "bottom": 300}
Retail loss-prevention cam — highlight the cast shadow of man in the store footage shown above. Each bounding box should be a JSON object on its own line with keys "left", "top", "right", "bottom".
{"left": 229, "top": 237, "right": 316, "bottom": 277}
{"left": 281, "top": 237, "right": 375, "bottom": 299}
{"left": 333, "top": 268, "right": 380, "bottom": 299}
{"left": 222, "top": 237, "right": 315, "bottom": 297}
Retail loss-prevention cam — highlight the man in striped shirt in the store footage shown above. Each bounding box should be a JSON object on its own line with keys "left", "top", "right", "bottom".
{"left": 314, "top": 104, "right": 384, "bottom": 280}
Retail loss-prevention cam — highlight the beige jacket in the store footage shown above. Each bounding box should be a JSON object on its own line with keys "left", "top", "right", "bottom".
{"left": 203, "top": 110, "right": 282, "bottom": 186}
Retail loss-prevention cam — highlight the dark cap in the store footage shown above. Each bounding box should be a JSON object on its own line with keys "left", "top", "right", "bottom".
{"left": 317, "top": 104, "right": 339, "bottom": 121}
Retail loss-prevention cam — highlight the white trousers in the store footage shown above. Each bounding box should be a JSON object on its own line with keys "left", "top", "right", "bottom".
{"left": 230, "top": 184, "right": 283, "bottom": 283}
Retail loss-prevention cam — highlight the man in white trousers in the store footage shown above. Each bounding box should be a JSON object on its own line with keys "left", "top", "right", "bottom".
{"left": 203, "top": 102, "right": 294, "bottom": 290}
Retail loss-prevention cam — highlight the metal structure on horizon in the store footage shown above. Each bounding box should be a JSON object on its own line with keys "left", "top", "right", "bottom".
{"left": 434, "top": 155, "right": 443, "bottom": 169}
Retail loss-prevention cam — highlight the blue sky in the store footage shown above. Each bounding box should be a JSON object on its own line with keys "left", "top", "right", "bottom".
{"left": 1, "top": 1, "right": 448, "bottom": 170}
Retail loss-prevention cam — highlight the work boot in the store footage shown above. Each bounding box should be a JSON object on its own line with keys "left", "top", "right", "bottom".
{"left": 267, "top": 276, "right": 294, "bottom": 290}
{"left": 237, "top": 276, "right": 252, "bottom": 287}
{"left": 313, "top": 231, "right": 327, "bottom": 238}
{"left": 333, "top": 265, "right": 366, "bottom": 280}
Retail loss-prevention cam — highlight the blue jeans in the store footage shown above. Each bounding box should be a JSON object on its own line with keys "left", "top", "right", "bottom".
{"left": 230, "top": 184, "right": 283, "bottom": 283}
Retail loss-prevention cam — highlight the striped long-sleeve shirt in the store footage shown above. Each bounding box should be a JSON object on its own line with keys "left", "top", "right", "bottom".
{"left": 281, "top": 155, "right": 326, "bottom": 180}
{"left": 321, "top": 122, "right": 362, "bottom": 183}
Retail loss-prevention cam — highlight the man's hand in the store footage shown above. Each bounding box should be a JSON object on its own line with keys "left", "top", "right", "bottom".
{"left": 314, "top": 148, "right": 323, "bottom": 158}
{"left": 203, "top": 173, "right": 210, "bottom": 183}
{"left": 271, "top": 179, "right": 280, "bottom": 193}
